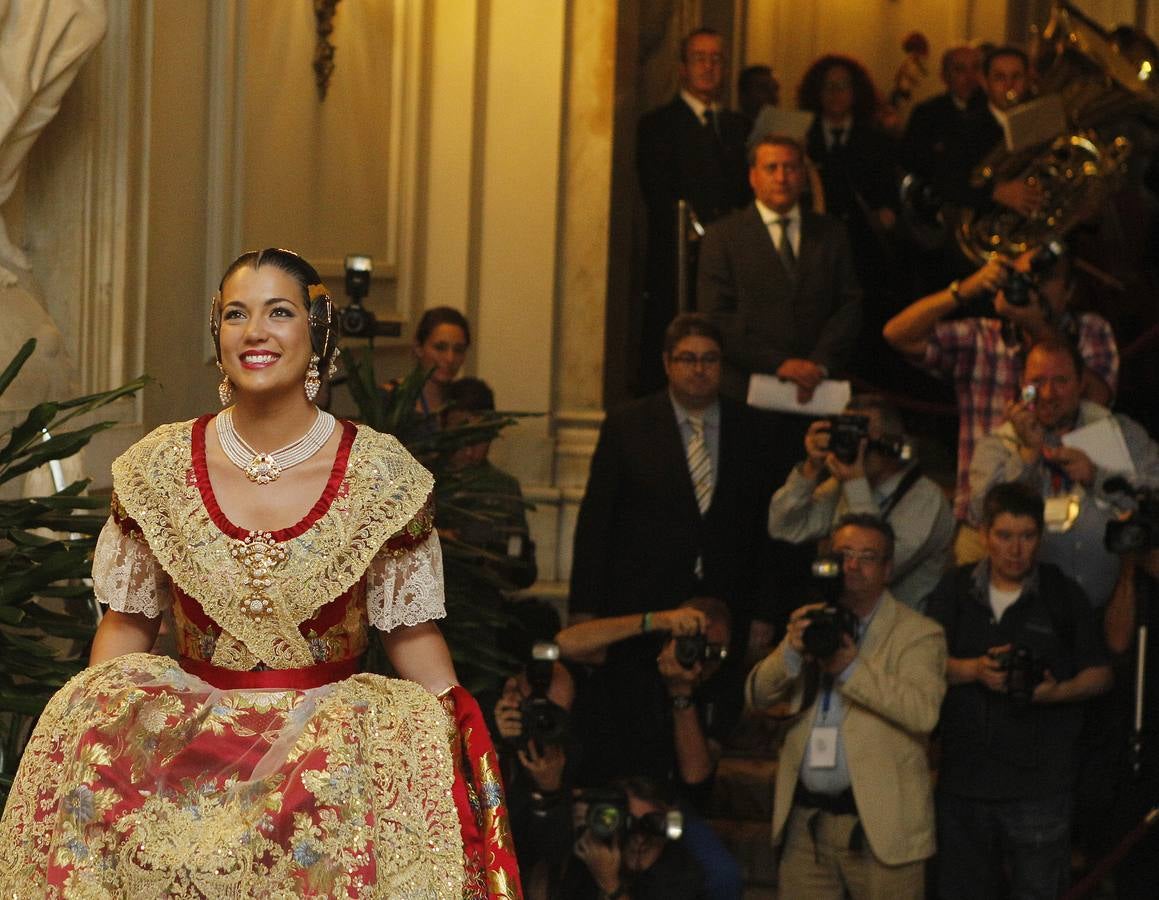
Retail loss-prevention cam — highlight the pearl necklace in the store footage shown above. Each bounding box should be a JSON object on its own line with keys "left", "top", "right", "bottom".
{"left": 216, "top": 407, "right": 335, "bottom": 485}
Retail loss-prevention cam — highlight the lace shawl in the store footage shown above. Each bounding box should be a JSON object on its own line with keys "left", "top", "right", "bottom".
{"left": 98, "top": 419, "right": 443, "bottom": 670}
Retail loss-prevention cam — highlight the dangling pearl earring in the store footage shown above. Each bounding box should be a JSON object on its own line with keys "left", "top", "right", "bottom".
{"left": 305, "top": 354, "right": 321, "bottom": 402}
{"left": 217, "top": 362, "right": 233, "bottom": 407}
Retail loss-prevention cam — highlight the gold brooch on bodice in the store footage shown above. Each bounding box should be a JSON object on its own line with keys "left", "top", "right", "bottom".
{"left": 231, "top": 531, "right": 288, "bottom": 620}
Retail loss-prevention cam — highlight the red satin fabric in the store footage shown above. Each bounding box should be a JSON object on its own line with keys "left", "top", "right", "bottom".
{"left": 179, "top": 655, "right": 361, "bottom": 689}
{"left": 445, "top": 685, "right": 525, "bottom": 900}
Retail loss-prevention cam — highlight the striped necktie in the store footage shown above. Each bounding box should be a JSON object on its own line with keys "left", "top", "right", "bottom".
{"left": 687, "top": 415, "right": 713, "bottom": 515}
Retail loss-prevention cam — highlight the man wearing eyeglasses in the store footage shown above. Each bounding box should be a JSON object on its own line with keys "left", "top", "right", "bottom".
{"left": 570, "top": 313, "right": 773, "bottom": 660}
{"left": 746, "top": 514, "right": 947, "bottom": 899}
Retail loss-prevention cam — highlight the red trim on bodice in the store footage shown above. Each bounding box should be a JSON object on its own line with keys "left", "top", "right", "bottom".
{"left": 191, "top": 413, "right": 357, "bottom": 541}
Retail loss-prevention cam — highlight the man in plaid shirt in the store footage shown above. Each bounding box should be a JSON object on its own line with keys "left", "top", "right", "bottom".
{"left": 884, "top": 250, "right": 1117, "bottom": 561}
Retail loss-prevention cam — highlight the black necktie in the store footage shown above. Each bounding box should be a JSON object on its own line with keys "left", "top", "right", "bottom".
{"left": 831, "top": 127, "right": 844, "bottom": 148}
{"left": 774, "top": 216, "right": 796, "bottom": 275}
{"left": 705, "top": 107, "right": 720, "bottom": 140}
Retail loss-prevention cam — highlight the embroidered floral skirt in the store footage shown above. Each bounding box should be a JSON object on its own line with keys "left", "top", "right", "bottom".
{"left": 0, "top": 653, "right": 483, "bottom": 898}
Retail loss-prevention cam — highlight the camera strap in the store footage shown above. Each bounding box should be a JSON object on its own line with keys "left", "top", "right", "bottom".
{"left": 877, "top": 463, "right": 924, "bottom": 521}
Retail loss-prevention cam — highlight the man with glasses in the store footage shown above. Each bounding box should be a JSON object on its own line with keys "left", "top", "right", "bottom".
{"left": 746, "top": 514, "right": 946, "bottom": 899}
{"left": 570, "top": 313, "right": 773, "bottom": 656}
{"left": 636, "top": 27, "right": 752, "bottom": 393}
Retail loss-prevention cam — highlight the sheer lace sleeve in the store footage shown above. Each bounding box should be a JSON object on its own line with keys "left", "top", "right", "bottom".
{"left": 92, "top": 515, "right": 172, "bottom": 618}
{"left": 366, "top": 530, "right": 447, "bottom": 632}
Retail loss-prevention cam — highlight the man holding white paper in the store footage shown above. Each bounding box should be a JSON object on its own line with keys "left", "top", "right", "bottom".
{"left": 698, "top": 134, "right": 862, "bottom": 407}
{"left": 969, "top": 339, "right": 1159, "bottom": 608}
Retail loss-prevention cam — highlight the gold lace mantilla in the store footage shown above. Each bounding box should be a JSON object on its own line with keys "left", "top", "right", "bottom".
{"left": 110, "top": 421, "right": 435, "bottom": 670}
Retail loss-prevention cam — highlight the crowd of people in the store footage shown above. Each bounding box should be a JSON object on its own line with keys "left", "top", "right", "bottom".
{"left": 500, "top": 23, "right": 1159, "bottom": 900}
{"left": 2, "top": 17, "right": 1158, "bottom": 900}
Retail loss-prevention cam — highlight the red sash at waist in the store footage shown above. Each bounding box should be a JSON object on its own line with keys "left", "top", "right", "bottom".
{"left": 179, "top": 655, "right": 362, "bottom": 690}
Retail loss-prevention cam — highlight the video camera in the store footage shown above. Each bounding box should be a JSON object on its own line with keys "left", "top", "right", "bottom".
{"left": 1104, "top": 477, "right": 1159, "bottom": 554}
{"left": 338, "top": 254, "right": 401, "bottom": 339}
{"left": 575, "top": 787, "right": 683, "bottom": 845}
{"left": 989, "top": 644, "right": 1045, "bottom": 705}
{"left": 1003, "top": 239, "right": 1065, "bottom": 308}
{"left": 516, "top": 641, "right": 570, "bottom": 751}
{"left": 802, "top": 555, "right": 859, "bottom": 658}
{"left": 824, "top": 415, "right": 912, "bottom": 465}
{"left": 673, "top": 632, "right": 728, "bottom": 670}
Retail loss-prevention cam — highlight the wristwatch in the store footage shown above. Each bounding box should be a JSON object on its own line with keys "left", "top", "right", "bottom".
{"left": 671, "top": 694, "right": 695, "bottom": 711}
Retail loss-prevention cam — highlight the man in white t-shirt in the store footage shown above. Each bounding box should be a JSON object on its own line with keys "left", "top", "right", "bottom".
{"left": 925, "top": 481, "right": 1111, "bottom": 899}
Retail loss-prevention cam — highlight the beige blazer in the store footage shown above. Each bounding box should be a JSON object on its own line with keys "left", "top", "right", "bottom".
{"left": 746, "top": 591, "right": 947, "bottom": 866}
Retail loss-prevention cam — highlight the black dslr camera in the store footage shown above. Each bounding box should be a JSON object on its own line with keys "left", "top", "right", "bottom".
{"left": 516, "top": 642, "right": 570, "bottom": 750}
{"left": 825, "top": 415, "right": 870, "bottom": 465}
{"left": 802, "top": 555, "right": 859, "bottom": 658}
{"left": 989, "top": 644, "right": 1045, "bottom": 705}
{"left": 673, "top": 633, "right": 729, "bottom": 670}
{"left": 1003, "top": 240, "right": 1065, "bottom": 308}
{"left": 338, "top": 254, "right": 401, "bottom": 339}
{"left": 1104, "top": 477, "right": 1159, "bottom": 554}
{"left": 575, "top": 788, "right": 683, "bottom": 844}
{"left": 802, "top": 604, "right": 860, "bottom": 658}
{"left": 825, "top": 415, "right": 912, "bottom": 465}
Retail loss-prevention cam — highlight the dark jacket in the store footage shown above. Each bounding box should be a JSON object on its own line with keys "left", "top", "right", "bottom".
{"left": 698, "top": 205, "right": 862, "bottom": 399}
{"left": 926, "top": 560, "right": 1108, "bottom": 799}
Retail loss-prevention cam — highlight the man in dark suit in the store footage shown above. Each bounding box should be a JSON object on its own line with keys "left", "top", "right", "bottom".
{"left": 698, "top": 133, "right": 862, "bottom": 407}
{"left": 941, "top": 45, "right": 1043, "bottom": 216}
{"left": 635, "top": 28, "right": 752, "bottom": 394}
{"left": 901, "top": 45, "right": 985, "bottom": 197}
{"left": 569, "top": 313, "right": 772, "bottom": 639}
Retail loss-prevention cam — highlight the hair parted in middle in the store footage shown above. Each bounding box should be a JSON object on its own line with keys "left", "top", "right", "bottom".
{"left": 210, "top": 248, "right": 338, "bottom": 373}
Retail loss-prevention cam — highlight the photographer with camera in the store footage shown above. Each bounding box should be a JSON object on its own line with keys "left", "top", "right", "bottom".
{"left": 562, "top": 778, "right": 708, "bottom": 900}
{"left": 746, "top": 514, "right": 947, "bottom": 899}
{"left": 925, "top": 482, "right": 1112, "bottom": 900}
{"left": 769, "top": 394, "right": 953, "bottom": 610}
{"left": 557, "top": 598, "right": 743, "bottom": 899}
{"left": 491, "top": 641, "right": 578, "bottom": 896}
{"left": 883, "top": 248, "right": 1118, "bottom": 562}
{"left": 969, "top": 339, "right": 1159, "bottom": 611}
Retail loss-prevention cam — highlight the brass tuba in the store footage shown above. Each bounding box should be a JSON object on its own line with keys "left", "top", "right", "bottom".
{"left": 955, "top": 1, "right": 1159, "bottom": 265}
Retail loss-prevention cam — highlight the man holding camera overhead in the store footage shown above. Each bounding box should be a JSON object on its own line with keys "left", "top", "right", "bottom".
{"left": 746, "top": 514, "right": 947, "bottom": 899}
{"left": 925, "top": 482, "right": 1111, "bottom": 900}
{"left": 768, "top": 394, "right": 953, "bottom": 611}
{"left": 883, "top": 247, "right": 1118, "bottom": 563}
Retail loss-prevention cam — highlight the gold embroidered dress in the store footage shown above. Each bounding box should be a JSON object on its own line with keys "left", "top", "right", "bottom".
{"left": 0, "top": 416, "right": 477, "bottom": 898}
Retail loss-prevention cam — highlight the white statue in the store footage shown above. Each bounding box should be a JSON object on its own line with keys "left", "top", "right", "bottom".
{"left": 0, "top": 0, "right": 107, "bottom": 285}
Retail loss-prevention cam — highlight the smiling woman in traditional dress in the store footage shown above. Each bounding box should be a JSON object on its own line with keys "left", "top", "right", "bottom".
{"left": 0, "top": 248, "right": 521, "bottom": 899}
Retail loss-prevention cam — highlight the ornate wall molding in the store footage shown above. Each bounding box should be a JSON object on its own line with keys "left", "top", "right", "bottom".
{"left": 201, "top": 0, "right": 426, "bottom": 365}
